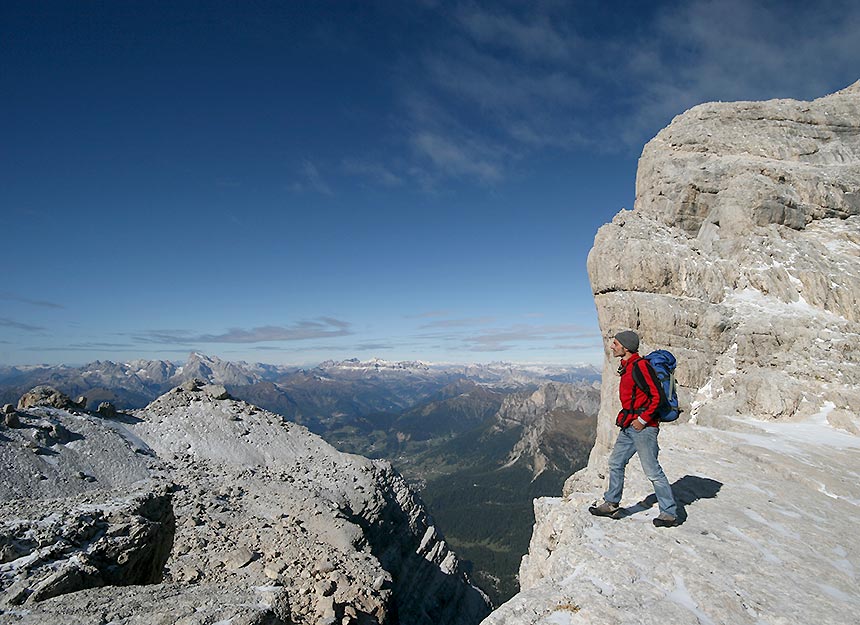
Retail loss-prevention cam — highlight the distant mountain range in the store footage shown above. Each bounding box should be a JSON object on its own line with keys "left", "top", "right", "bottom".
{"left": 0, "top": 353, "right": 600, "bottom": 605}
{"left": 0, "top": 353, "right": 599, "bottom": 416}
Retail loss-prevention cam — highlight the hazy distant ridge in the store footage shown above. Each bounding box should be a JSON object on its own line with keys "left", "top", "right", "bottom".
{"left": 0, "top": 354, "right": 600, "bottom": 415}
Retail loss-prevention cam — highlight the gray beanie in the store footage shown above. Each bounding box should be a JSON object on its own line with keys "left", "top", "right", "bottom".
{"left": 614, "top": 330, "right": 640, "bottom": 353}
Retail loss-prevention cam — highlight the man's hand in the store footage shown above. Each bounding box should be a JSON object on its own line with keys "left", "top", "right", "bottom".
{"left": 631, "top": 419, "right": 646, "bottom": 431}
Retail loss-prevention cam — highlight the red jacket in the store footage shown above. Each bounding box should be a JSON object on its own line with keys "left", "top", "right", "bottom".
{"left": 616, "top": 353, "right": 661, "bottom": 428}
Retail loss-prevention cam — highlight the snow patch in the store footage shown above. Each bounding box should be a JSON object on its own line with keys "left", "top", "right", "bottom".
{"left": 816, "top": 583, "right": 860, "bottom": 605}
{"left": 738, "top": 402, "right": 859, "bottom": 450}
{"left": 742, "top": 509, "right": 800, "bottom": 540}
{"left": 725, "top": 287, "right": 835, "bottom": 319}
{"left": 545, "top": 612, "right": 573, "bottom": 625}
{"left": 727, "top": 526, "right": 781, "bottom": 564}
{"left": 665, "top": 574, "right": 717, "bottom": 625}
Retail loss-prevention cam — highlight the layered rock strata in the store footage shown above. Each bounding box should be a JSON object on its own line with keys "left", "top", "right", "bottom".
{"left": 588, "top": 79, "right": 860, "bottom": 457}
{"left": 483, "top": 82, "right": 860, "bottom": 624}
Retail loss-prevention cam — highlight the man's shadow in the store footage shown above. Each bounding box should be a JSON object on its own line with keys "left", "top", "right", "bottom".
{"left": 617, "top": 475, "right": 722, "bottom": 525}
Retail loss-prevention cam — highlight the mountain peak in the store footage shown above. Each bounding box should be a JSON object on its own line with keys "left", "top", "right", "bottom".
{"left": 317, "top": 358, "right": 431, "bottom": 372}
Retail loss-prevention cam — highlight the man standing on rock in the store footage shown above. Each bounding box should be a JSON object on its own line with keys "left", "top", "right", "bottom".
{"left": 589, "top": 330, "right": 678, "bottom": 527}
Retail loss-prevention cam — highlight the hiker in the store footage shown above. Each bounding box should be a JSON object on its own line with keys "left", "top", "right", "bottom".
{"left": 589, "top": 330, "right": 678, "bottom": 527}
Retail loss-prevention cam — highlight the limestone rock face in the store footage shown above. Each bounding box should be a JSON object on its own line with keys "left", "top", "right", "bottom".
{"left": 587, "top": 80, "right": 860, "bottom": 457}
{"left": 635, "top": 79, "right": 860, "bottom": 237}
{"left": 482, "top": 82, "right": 860, "bottom": 625}
{"left": 495, "top": 382, "right": 599, "bottom": 478}
{"left": 1, "top": 486, "right": 175, "bottom": 605}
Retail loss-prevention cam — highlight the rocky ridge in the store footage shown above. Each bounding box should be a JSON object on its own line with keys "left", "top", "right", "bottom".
{"left": 482, "top": 82, "right": 860, "bottom": 624}
{"left": 1, "top": 384, "right": 490, "bottom": 624}
{"left": 495, "top": 382, "right": 599, "bottom": 479}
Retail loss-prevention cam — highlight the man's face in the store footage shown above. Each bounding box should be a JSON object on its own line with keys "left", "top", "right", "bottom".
{"left": 610, "top": 338, "right": 626, "bottom": 358}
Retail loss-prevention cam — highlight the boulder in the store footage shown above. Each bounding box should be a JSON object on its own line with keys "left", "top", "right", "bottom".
{"left": 181, "top": 379, "right": 203, "bottom": 392}
{"left": 202, "top": 384, "right": 230, "bottom": 400}
{"left": 97, "top": 401, "right": 118, "bottom": 418}
{"left": 17, "top": 386, "right": 79, "bottom": 411}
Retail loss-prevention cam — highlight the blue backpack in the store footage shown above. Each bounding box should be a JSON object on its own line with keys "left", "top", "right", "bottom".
{"left": 631, "top": 350, "right": 680, "bottom": 422}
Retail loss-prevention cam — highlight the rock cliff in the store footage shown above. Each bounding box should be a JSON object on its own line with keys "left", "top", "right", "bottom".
{"left": 1, "top": 385, "right": 490, "bottom": 625}
{"left": 483, "top": 82, "right": 860, "bottom": 624}
{"left": 495, "top": 382, "right": 599, "bottom": 479}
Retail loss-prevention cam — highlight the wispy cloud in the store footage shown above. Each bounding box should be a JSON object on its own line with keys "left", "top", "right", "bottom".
{"left": 134, "top": 318, "right": 353, "bottom": 345}
{"left": 387, "top": 0, "right": 860, "bottom": 185}
{"left": 197, "top": 319, "right": 351, "bottom": 343}
{"left": 611, "top": 0, "right": 860, "bottom": 146}
{"left": 292, "top": 160, "right": 334, "bottom": 195}
{"left": 455, "top": 6, "right": 578, "bottom": 62}
{"left": 462, "top": 324, "right": 592, "bottom": 352}
{"left": 249, "top": 340, "right": 395, "bottom": 353}
{"left": 420, "top": 38, "right": 588, "bottom": 147}
{"left": 420, "top": 316, "right": 496, "bottom": 329}
{"left": 24, "top": 342, "right": 139, "bottom": 352}
{"left": 410, "top": 132, "right": 502, "bottom": 182}
{"left": 0, "top": 293, "right": 64, "bottom": 309}
{"left": 417, "top": 321, "right": 598, "bottom": 353}
{"left": 391, "top": 2, "right": 592, "bottom": 186}
{"left": 273, "top": 2, "right": 860, "bottom": 193}
{"left": 134, "top": 330, "right": 197, "bottom": 345}
{"left": 25, "top": 345, "right": 191, "bottom": 355}
{"left": 405, "top": 310, "right": 451, "bottom": 319}
{"left": 553, "top": 342, "right": 605, "bottom": 352}
{"left": 69, "top": 342, "right": 137, "bottom": 349}
{"left": 342, "top": 158, "right": 404, "bottom": 187}
{"left": 0, "top": 318, "right": 45, "bottom": 332}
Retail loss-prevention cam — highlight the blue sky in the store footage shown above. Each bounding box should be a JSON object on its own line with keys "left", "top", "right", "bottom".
{"left": 3, "top": 0, "right": 859, "bottom": 367}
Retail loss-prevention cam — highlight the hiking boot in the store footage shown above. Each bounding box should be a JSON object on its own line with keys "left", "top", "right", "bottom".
{"left": 653, "top": 512, "right": 677, "bottom": 527}
{"left": 588, "top": 500, "right": 621, "bottom": 518}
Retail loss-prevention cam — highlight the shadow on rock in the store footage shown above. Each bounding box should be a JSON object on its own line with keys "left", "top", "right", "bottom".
{"left": 621, "top": 475, "right": 722, "bottom": 525}
{"left": 671, "top": 474, "right": 722, "bottom": 524}
{"left": 108, "top": 412, "right": 145, "bottom": 425}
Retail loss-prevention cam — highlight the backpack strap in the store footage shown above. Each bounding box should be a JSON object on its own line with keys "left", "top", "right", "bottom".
{"left": 621, "top": 359, "right": 650, "bottom": 417}
{"left": 630, "top": 359, "right": 652, "bottom": 397}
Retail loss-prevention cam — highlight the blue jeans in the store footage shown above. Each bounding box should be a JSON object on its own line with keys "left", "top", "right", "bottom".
{"left": 605, "top": 426, "right": 677, "bottom": 517}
